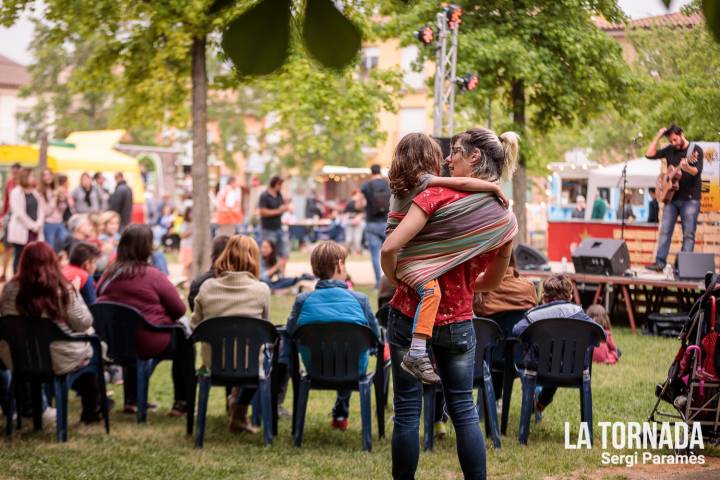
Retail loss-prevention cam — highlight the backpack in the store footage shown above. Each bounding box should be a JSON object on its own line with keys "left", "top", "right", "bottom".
{"left": 365, "top": 179, "right": 391, "bottom": 218}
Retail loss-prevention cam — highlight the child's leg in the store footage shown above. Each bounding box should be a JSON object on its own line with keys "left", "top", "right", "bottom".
{"left": 402, "top": 280, "right": 442, "bottom": 384}
{"left": 409, "top": 279, "right": 441, "bottom": 355}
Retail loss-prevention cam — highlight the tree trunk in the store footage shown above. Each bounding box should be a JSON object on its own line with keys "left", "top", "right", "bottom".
{"left": 38, "top": 132, "right": 49, "bottom": 170}
{"left": 191, "top": 36, "right": 211, "bottom": 278}
{"left": 511, "top": 78, "right": 527, "bottom": 245}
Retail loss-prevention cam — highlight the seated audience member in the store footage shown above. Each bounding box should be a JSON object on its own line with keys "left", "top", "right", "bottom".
{"left": 512, "top": 274, "right": 594, "bottom": 416}
{"left": 187, "top": 235, "right": 230, "bottom": 311}
{"left": 96, "top": 224, "right": 193, "bottom": 417}
{"left": 283, "top": 241, "right": 380, "bottom": 431}
{"left": 473, "top": 251, "right": 538, "bottom": 328}
{"left": 60, "top": 214, "right": 100, "bottom": 258}
{"left": 587, "top": 304, "right": 620, "bottom": 365}
{"left": 260, "top": 239, "right": 313, "bottom": 291}
{"left": 191, "top": 235, "right": 270, "bottom": 434}
{"left": 0, "top": 241, "right": 102, "bottom": 424}
{"left": 63, "top": 242, "right": 101, "bottom": 306}
{"left": 97, "top": 211, "right": 121, "bottom": 273}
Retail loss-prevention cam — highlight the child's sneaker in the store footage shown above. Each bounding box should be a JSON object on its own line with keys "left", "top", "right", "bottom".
{"left": 401, "top": 352, "right": 440, "bottom": 384}
{"left": 331, "top": 417, "right": 349, "bottom": 431}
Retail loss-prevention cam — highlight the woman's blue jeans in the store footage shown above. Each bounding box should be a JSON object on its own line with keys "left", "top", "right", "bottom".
{"left": 388, "top": 308, "right": 486, "bottom": 480}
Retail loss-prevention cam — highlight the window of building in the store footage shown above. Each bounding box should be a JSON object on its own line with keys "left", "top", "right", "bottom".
{"left": 399, "top": 108, "right": 427, "bottom": 137}
{"left": 401, "top": 46, "right": 424, "bottom": 90}
{"left": 360, "top": 47, "right": 379, "bottom": 77}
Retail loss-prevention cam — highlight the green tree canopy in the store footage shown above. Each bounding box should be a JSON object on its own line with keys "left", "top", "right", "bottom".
{"left": 378, "top": 0, "right": 633, "bottom": 242}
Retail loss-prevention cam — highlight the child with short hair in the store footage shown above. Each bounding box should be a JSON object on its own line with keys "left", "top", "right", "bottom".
{"left": 587, "top": 304, "right": 620, "bottom": 364}
{"left": 513, "top": 274, "right": 595, "bottom": 416}
{"left": 385, "top": 133, "right": 509, "bottom": 384}
{"left": 62, "top": 241, "right": 101, "bottom": 306}
{"left": 284, "top": 241, "right": 380, "bottom": 430}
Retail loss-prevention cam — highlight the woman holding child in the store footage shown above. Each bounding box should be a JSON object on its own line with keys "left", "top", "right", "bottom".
{"left": 381, "top": 129, "right": 519, "bottom": 480}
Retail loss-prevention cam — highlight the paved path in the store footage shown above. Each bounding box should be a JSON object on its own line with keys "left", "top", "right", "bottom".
{"left": 170, "top": 257, "right": 378, "bottom": 286}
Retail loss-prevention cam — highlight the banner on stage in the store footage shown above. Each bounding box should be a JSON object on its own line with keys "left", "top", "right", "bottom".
{"left": 697, "top": 141, "right": 720, "bottom": 213}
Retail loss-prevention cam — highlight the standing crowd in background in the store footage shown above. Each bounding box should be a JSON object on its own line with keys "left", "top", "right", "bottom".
{"left": 1, "top": 164, "right": 135, "bottom": 280}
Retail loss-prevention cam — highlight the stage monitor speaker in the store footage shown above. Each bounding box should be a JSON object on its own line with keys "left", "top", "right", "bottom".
{"left": 675, "top": 252, "right": 715, "bottom": 281}
{"left": 571, "top": 238, "right": 630, "bottom": 276}
{"left": 515, "top": 244, "right": 550, "bottom": 271}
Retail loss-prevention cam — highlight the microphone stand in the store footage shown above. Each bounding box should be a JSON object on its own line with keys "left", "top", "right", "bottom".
{"left": 620, "top": 135, "right": 641, "bottom": 241}
{"left": 620, "top": 160, "right": 628, "bottom": 240}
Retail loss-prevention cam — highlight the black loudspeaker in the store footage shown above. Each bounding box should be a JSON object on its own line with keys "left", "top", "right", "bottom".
{"left": 515, "top": 244, "right": 550, "bottom": 271}
{"left": 432, "top": 137, "right": 452, "bottom": 177}
{"left": 571, "top": 238, "right": 630, "bottom": 276}
{"left": 675, "top": 252, "right": 715, "bottom": 281}
{"left": 432, "top": 136, "right": 452, "bottom": 158}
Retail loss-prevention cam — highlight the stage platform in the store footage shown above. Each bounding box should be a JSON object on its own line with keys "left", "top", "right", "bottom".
{"left": 519, "top": 264, "right": 704, "bottom": 335}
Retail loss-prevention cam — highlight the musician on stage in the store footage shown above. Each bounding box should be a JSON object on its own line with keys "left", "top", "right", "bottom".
{"left": 644, "top": 124, "right": 703, "bottom": 272}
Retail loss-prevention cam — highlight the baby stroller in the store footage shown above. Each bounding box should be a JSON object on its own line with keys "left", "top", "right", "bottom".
{"left": 649, "top": 273, "right": 720, "bottom": 447}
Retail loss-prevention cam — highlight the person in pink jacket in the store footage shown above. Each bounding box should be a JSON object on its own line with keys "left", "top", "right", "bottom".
{"left": 587, "top": 304, "right": 620, "bottom": 365}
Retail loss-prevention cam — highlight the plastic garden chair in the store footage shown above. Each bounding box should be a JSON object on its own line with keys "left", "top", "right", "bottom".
{"left": 487, "top": 310, "right": 528, "bottom": 435}
{"left": 422, "top": 318, "right": 504, "bottom": 451}
{"left": 0, "top": 315, "right": 109, "bottom": 442}
{"left": 516, "top": 318, "right": 605, "bottom": 445}
{"left": 373, "top": 326, "right": 390, "bottom": 439}
{"left": 191, "top": 316, "right": 279, "bottom": 447}
{"left": 291, "top": 322, "right": 380, "bottom": 452}
{"left": 472, "top": 317, "right": 503, "bottom": 449}
{"left": 89, "top": 302, "right": 193, "bottom": 434}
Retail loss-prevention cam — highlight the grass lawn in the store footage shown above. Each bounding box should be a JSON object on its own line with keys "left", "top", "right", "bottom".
{"left": 1, "top": 286, "right": 718, "bottom": 479}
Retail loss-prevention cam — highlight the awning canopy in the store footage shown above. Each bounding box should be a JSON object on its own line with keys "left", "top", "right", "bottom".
{"left": 0, "top": 130, "right": 144, "bottom": 204}
{"left": 584, "top": 158, "right": 660, "bottom": 220}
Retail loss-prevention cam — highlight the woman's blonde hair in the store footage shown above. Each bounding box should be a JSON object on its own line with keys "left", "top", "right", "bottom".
{"left": 586, "top": 304, "right": 611, "bottom": 330}
{"left": 451, "top": 128, "right": 519, "bottom": 182}
{"left": 214, "top": 235, "right": 260, "bottom": 278}
{"left": 388, "top": 133, "right": 443, "bottom": 196}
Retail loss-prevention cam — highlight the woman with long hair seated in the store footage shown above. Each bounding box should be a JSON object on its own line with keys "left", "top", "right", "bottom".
{"left": 96, "top": 224, "right": 193, "bottom": 417}
{"left": 0, "top": 241, "right": 102, "bottom": 424}
{"left": 191, "top": 235, "right": 270, "bottom": 433}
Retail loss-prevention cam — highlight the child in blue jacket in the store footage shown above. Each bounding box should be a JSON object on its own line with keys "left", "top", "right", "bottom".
{"left": 284, "top": 241, "right": 380, "bottom": 431}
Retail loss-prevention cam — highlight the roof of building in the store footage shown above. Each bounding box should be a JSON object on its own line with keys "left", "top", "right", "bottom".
{"left": 0, "top": 54, "right": 31, "bottom": 89}
{"left": 593, "top": 11, "right": 704, "bottom": 32}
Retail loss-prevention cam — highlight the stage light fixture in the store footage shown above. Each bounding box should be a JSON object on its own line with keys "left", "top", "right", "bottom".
{"left": 445, "top": 5, "right": 463, "bottom": 29}
{"left": 457, "top": 73, "right": 478, "bottom": 91}
{"left": 416, "top": 26, "right": 434, "bottom": 45}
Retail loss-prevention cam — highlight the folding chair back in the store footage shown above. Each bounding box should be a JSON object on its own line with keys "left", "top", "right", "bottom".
{"left": 192, "top": 316, "right": 278, "bottom": 384}
{"left": 293, "top": 322, "right": 377, "bottom": 389}
{"left": 471, "top": 317, "right": 503, "bottom": 384}
{"left": 90, "top": 301, "right": 180, "bottom": 363}
{"left": 521, "top": 318, "right": 605, "bottom": 387}
{"left": 0, "top": 316, "right": 66, "bottom": 380}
